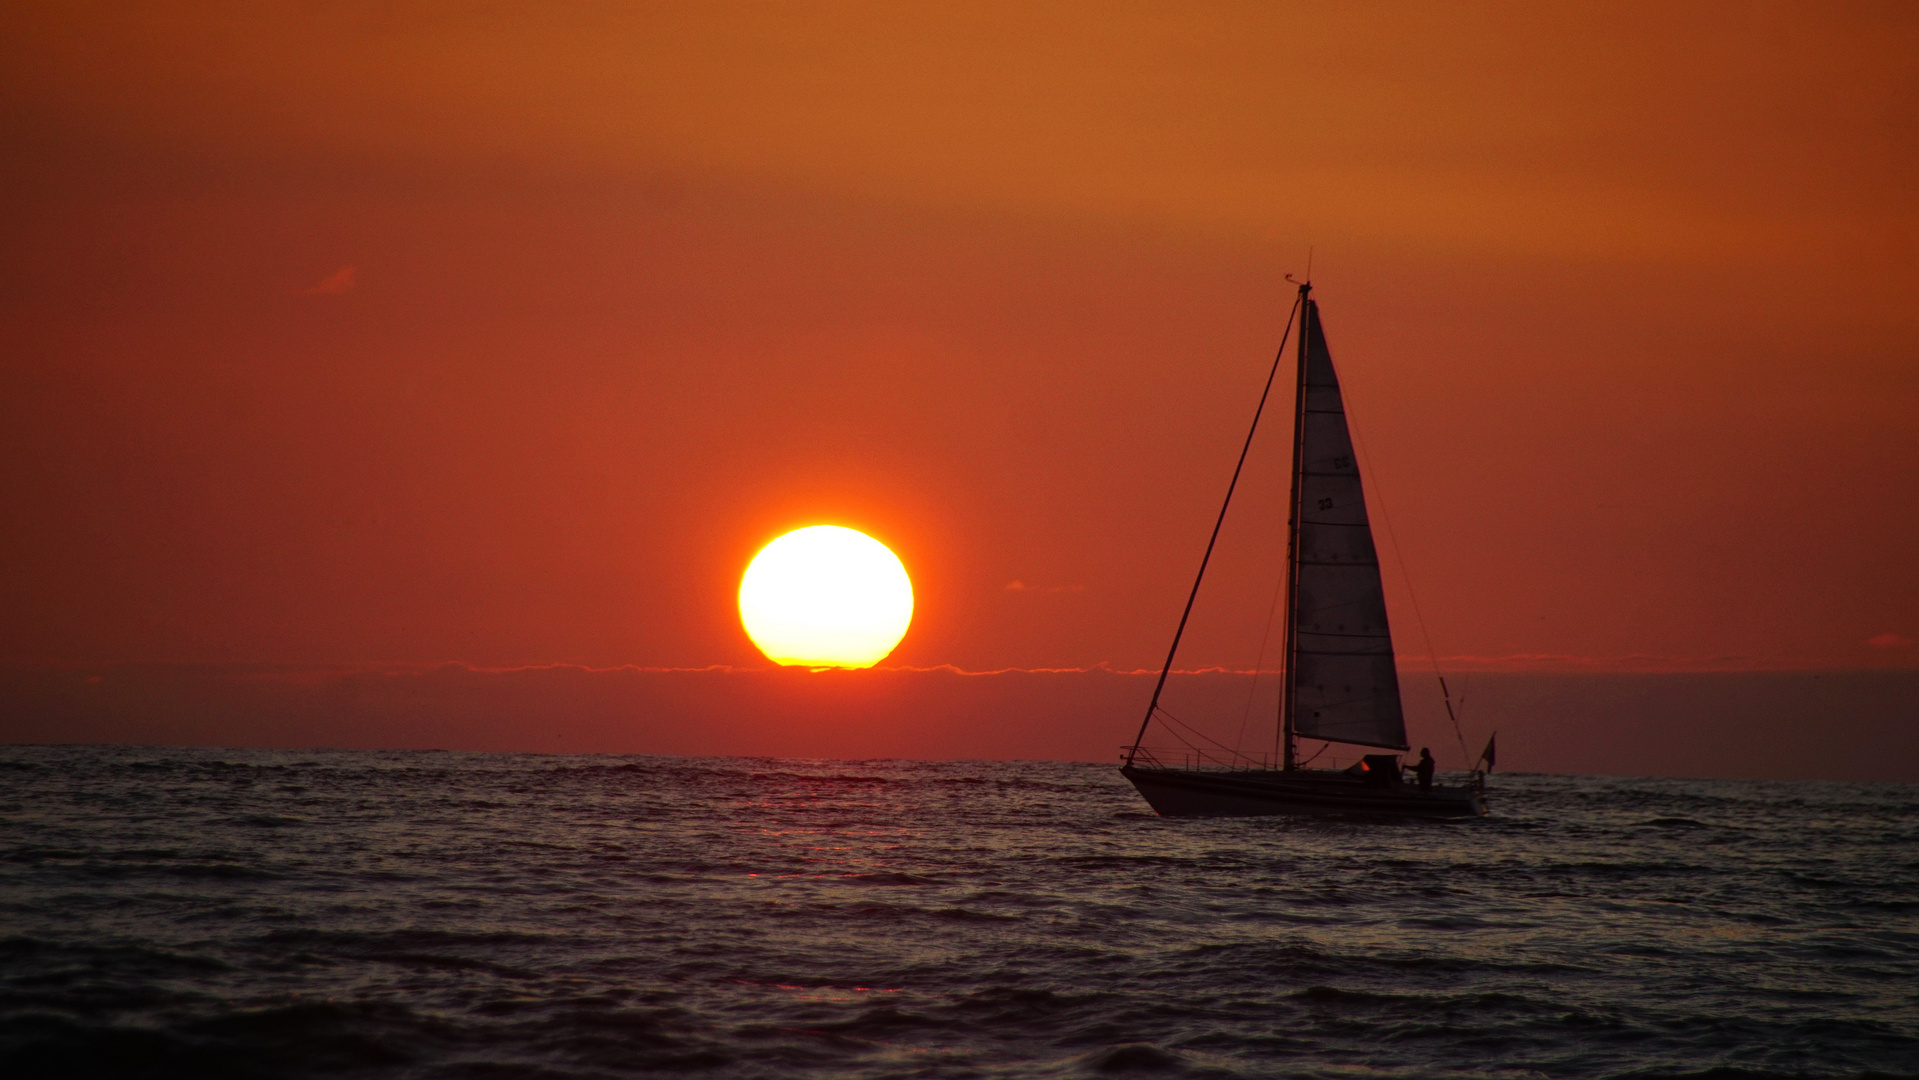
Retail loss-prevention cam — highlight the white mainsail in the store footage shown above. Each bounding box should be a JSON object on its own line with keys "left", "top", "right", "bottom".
{"left": 1288, "top": 300, "right": 1410, "bottom": 751}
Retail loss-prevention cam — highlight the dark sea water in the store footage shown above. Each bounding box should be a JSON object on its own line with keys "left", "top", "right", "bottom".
{"left": 1, "top": 746, "right": 1915, "bottom": 1079}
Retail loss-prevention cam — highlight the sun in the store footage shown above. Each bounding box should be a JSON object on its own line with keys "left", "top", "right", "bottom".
{"left": 738, "top": 526, "right": 914, "bottom": 668}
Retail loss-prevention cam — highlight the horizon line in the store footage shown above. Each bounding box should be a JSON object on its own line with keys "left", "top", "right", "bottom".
{"left": 5, "top": 657, "right": 1916, "bottom": 678}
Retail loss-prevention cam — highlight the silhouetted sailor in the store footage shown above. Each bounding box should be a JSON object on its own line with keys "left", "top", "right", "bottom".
{"left": 1413, "top": 748, "right": 1435, "bottom": 792}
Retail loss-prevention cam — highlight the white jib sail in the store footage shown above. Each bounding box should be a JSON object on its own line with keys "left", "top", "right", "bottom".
{"left": 1290, "top": 301, "right": 1410, "bottom": 751}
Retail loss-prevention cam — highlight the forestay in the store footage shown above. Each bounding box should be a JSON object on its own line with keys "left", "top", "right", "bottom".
{"left": 1288, "top": 300, "right": 1409, "bottom": 751}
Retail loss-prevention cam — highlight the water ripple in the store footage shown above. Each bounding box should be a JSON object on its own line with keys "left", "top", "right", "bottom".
{"left": 0, "top": 746, "right": 1914, "bottom": 1078}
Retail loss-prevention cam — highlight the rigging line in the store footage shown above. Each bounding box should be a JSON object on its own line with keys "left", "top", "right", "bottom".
{"left": 1150, "top": 723, "right": 1201, "bottom": 755}
{"left": 1340, "top": 386, "right": 1472, "bottom": 770}
{"left": 1155, "top": 705, "right": 1256, "bottom": 759}
{"left": 1154, "top": 708, "right": 1268, "bottom": 769}
{"left": 1232, "top": 551, "right": 1291, "bottom": 759}
{"left": 1126, "top": 294, "right": 1303, "bottom": 766}
{"left": 1137, "top": 710, "right": 1207, "bottom": 760}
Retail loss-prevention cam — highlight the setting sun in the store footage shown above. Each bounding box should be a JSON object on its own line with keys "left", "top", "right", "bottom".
{"left": 738, "top": 526, "right": 914, "bottom": 668}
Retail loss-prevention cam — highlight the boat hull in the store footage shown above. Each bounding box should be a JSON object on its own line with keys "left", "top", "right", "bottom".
{"left": 1121, "top": 765, "right": 1486, "bottom": 818}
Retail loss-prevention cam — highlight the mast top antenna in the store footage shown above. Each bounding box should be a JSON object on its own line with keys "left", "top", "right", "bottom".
{"left": 1286, "top": 247, "right": 1315, "bottom": 291}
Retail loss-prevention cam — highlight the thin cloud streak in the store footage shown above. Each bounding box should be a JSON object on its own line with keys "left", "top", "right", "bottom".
{"left": 298, "top": 266, "right": 356, "bottom": 295}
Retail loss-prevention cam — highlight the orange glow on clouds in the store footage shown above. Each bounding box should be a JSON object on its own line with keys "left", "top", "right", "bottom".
{"left": 738, "top": 527, "right": 913, "bottom": 668}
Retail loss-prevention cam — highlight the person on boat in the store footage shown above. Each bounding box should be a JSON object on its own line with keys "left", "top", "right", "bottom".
{"left": 1412, "top": 748, "right": 1435, "bottom": 792}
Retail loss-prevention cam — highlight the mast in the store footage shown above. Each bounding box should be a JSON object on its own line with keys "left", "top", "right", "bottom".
{"left": 1279, "top": 282, "right": 1312, "bottom": 770}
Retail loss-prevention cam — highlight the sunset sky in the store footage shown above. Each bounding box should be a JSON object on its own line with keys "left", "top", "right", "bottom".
{"left": 3, "top": 3, "right": 1915, "bottom": 694}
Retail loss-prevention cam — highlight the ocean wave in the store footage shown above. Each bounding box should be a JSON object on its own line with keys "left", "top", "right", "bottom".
{"left": 0, "top": 746, "right": 1914, "bottom": 1079}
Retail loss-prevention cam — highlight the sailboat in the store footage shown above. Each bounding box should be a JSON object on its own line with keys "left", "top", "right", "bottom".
{"left": 1121, "top": 280, "right": 1488, "bottom": 817}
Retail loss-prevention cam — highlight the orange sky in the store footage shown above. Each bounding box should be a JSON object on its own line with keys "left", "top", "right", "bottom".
{"left": 3, "top": 2, "right": 1915, "bottom": 676}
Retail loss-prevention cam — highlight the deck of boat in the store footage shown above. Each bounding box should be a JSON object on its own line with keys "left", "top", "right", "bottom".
{"left": 1121, "top": 764, "right": 1486, "bottom": 818}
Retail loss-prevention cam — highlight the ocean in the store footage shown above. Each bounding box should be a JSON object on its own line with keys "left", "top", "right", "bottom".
{"left": 1, "top": 746, "right": 1914, "bottom": 1079}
